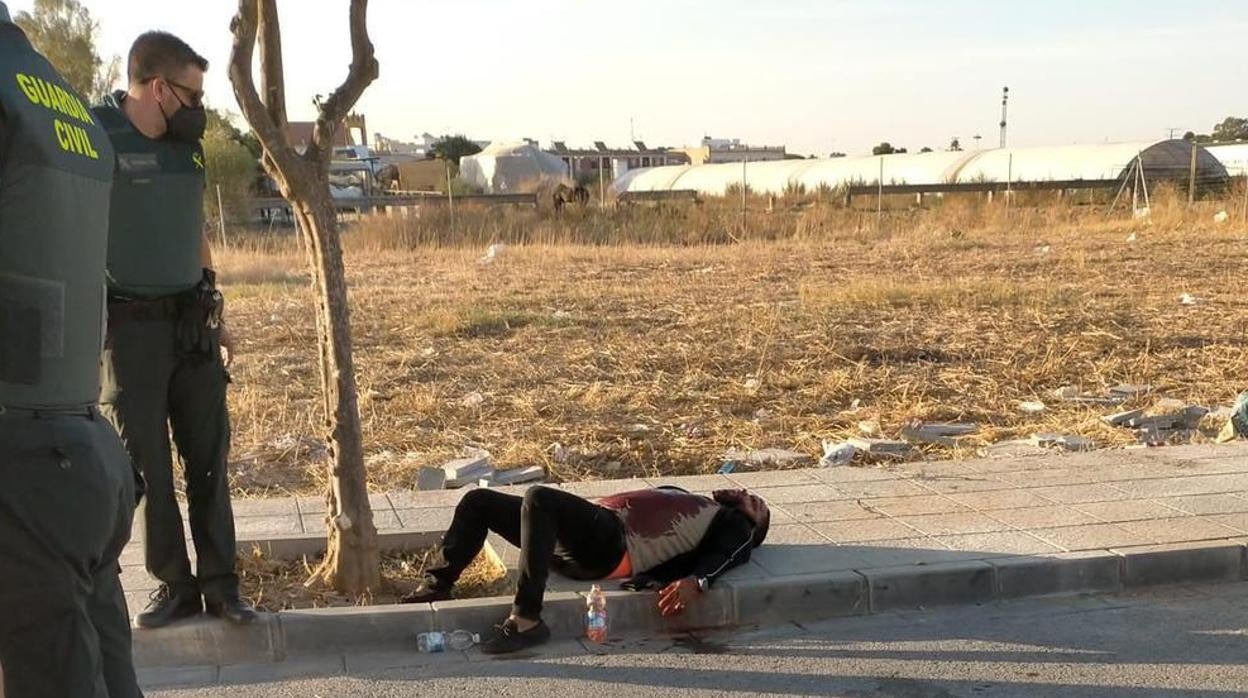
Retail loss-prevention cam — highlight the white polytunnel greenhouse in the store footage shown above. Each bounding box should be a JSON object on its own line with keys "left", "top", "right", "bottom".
{"left": 459, "top": 141, "right": 572, "bottom": 194}
{"left": 612, "top": 139, "right": 1229, "bottom": 197}
{"left": 1206, "top": 143, "right": 1248, "bottom": 176}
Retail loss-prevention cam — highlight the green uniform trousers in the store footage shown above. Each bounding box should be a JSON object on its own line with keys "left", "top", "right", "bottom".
{"left": 100, "top": 313, "right": 239, "bottom": 602}
{"left": 0, "top": 410, "right": 142, "bottom": 698}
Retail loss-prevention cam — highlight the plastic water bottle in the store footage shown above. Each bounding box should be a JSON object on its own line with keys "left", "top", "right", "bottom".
{"left": 586, "top": 584, "right": 608, "bottom": 643}
{"left": 417, "top": 629, "right": 479, "bottom": 653}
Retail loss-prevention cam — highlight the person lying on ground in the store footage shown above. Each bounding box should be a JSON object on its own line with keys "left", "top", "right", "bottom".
{"left": 402, "top": 484, "right": 770, "bottom": 654}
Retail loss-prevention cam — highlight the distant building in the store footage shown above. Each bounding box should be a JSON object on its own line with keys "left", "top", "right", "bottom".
{"left": 546, "top": 141, "right": 690, "bottom": 182}
{"left": 284, "top": 113, "right": 368, "bottom": 155}
{"left": 679, "top": 136, "right": 787, "bottom": 165}
{"left": 374, "top": 131, "right": 493, "bottom": 158}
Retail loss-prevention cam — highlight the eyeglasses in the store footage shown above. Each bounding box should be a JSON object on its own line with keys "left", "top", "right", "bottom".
{"left": 143, "top": 76, "right": 205, "bottom": 108}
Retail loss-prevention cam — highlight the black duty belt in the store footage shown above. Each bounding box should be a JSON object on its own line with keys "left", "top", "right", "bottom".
{"left": 107, "top": 295, "right": 181, "bottom": 322}
{"left": 0, "top": 404, "right": 97, "bottom": 419}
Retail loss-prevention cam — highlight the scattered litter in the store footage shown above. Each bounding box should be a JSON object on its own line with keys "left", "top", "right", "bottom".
{"left": 460, "top": 392, "right": 486, "bottom": 408}
{"left": 552, "top": 310, "right": 573, "bottom": 321}
{"left": 551, "top": 443, "right": 570, "bottom": 464}
{"left": 479, "top": 243, "right": 505, "bottom": 264}
{"left": 1052, "top": 386, "right": 1126, "bottom": 406}
{"left": 1126, "top": 232, "right": 1137, "bottom": 243}
{"left": 1179, "top": 293, "right": 1199, "bottom": 306}
{"left": 1018, "top": 401, "right": 1047, "bottom": 414}
{"left": 1109, "top": 384, "right": 1152, "bottom": 398}
{"left": 743, "top": 378, "right": 761, "bottom": 391}
{"left": 858, "top": 420, "right": 880, "bottom": 436}
{"left": 1216, "top": 394, "right": 1248, "bottom": 444}
{"left": 421, "top": 347, "right": 436, "bottom": 358}
{"left": 901, "top": 421, "right": 978, "bottom": 447}
{"left": 1214, "top": 210, "right": 1230, "bottom": 224}
{"left": 679, "top": 423, "right": 705, "bottom": 439}
{"left": 819, "top": 440, "right": 857, "bottom": 467}
{"left": 847, "top": 399, "right": 862, "bottom": 411}
{"left": 846, "top": 437, "right": 915, "bottom": 458}
{"left": 626, "top": 423, "right": 653, "bottom": 435}
{"left": 417, "top": 466, "right": 446, "bottom": 491}
{"left": 723, "top": 448, "right": 814, "bottom": 468}
{"left": 1029, "top": 433, "right": 1095, "bottom": 452}
{"left": 1035, "top": 245, "right": 1052, "bottom": 255}
{"left": 753, "top": 408, "right": 774, "bottom": 422}
{"left": 717, "top": 461, "right": 737, "bottom": 475}
{"left": 1133, "top": 207, "right": 1151, "bottom": 220}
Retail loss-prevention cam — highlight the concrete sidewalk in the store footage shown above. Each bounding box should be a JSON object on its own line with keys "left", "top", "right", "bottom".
{"left": 125, "top": 441, "right": 1248, "bottom": 668}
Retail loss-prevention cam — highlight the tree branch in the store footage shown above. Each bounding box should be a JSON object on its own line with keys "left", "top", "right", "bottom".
{"left": 258, "top": 0, "right": 288, "bottom": 130}
{"left": 229, "top": 0, "right": 300, "bottom": 181}
{"left": 308, "top": 0, "right": 379, "bottom": 171}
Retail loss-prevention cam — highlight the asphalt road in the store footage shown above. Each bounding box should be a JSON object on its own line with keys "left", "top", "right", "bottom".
{"left": 148, "top": 582, "right": 1248, "bottom": 697}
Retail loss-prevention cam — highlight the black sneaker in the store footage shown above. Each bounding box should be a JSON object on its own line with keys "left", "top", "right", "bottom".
{"left": 400, "top": 576, "right": 454, "bottom": 604}
{"left": 205, "top": 596, "right": 259, "bottom": 625}
{"left": 134, "top": 585, "right": 202, "bottom": 629}
{"left": 480, "top": 618, "right": 551, "bottom": 655}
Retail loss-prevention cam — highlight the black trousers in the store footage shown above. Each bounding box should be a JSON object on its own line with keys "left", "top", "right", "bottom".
{"left": 100, "top": 314, "right": 238, "bottom": 601}
{"left": 429, "top": 486, "right": 627, "bottom": 619}
{"left": 0, "top": 411, "right": 142, "bottom": 698}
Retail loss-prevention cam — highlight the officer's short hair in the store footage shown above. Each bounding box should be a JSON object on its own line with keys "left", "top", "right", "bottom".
{"left": 128, "top": 31, "right": 208, "bottom": 84}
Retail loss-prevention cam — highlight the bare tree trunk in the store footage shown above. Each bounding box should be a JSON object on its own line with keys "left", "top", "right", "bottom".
{"left": 229, "top": 0, "right": 381, "bottom": 593}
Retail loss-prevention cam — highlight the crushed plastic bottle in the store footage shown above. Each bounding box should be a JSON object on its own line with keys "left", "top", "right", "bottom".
{"left": 417, "top": 629, "right": 479, "bottom": 653}
{"left": 586, "top": 584, "right": 608, "bottom": 644}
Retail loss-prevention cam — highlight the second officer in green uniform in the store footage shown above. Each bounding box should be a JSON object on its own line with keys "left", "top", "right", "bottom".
{"left": 95, "top": 31, "right": 256, "bottom": 628}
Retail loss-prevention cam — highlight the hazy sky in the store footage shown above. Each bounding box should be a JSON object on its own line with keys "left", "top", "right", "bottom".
{"left": 8, "top": 0, "right": 1247, "bottom": 155}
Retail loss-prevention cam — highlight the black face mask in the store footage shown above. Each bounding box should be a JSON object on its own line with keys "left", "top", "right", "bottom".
{"left": 159, "top": 85, "right": 206, "bottom": 144}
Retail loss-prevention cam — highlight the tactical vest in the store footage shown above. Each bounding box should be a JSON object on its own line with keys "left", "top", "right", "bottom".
{"left": 0, "top": 22, "right": 115, "bottom": 410}
{"left": 93, "top": 91, "right": 205, "bottom": 299}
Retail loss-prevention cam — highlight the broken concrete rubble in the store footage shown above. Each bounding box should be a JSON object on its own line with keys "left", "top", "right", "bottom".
{"left": 900, "top": 421, "right": 978, "bottom": 447}
{"left": 416, "top": 467, "right": 446, "bottom": 491}
{"left": 979, "top": 440, "right": 1050, "bottom": 458}
{"left": 443, "top": 452, "right": 493, "bottom": 488}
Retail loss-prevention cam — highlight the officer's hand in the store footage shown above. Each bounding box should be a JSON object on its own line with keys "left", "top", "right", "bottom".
{"left": 220, "top": 323, "right": 236, "bottom": 367}
{"left": 657, "top": 577, "right": 701, "bottom": 617}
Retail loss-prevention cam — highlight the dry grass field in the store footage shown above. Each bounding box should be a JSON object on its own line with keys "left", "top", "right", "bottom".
{"left": 214, "top": 183, "right": 1248, "bottom": 499}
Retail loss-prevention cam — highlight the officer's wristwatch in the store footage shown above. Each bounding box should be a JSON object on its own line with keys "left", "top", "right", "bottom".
{"left": 695, "top": 576, "right": 710, "bottom": 593}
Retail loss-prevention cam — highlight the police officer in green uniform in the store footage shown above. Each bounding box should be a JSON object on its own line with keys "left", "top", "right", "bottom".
{"left": 94, "top": 32, "right": 256, "bottom": 628}
{"left": 0, "top": 3, "right": 144, "bottom": 696}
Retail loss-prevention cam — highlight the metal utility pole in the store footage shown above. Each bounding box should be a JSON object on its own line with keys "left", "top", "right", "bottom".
{"left": 740, "top": 158, "right": 748, "bottom": 238}
{"left": 1006, "top": 153, "right": 1013, "bottom": 219}
{"left": 1188, "top": 141, "right": 1198, "bottom": 206}
{"left": 877, "top": 157, "right": 884, "bottom": 228}
{"left": 599, "top": 157, "right": 606, "bottom": 208}
{"left": 999, "top": 86, "right": 1009, "bottom": 149}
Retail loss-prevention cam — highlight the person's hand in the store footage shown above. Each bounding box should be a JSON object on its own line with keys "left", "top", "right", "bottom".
{"left": 219, "top": 323, "right": 236, "bottom": 367}
{"left": 657, "top": 577, "right": 701, "bottom": 617}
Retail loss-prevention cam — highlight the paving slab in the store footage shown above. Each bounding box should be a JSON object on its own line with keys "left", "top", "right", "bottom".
{"left": 812, "top": 517, "right": 924, "bottom": 544}
{"left": 983, "top": 505, "right": 1100, "bottom": 529}
{"left": 894, "top": 512, "right": 1014, "bottom": 537}
{"left": 1117, "top": 517, "right": 1243, "bottom": 545}
{"left": 829, "top": 479, "right": 934, "bottom": 500}
{"left": 945, "top": 489, "right": 1055, "bottom": 511}
{"left": 724, "top": 469, "right": 821, "bottom": 488}
{"left": 1072, "top": 499, "right": 1190, "bottom": 523}
{"left": 1030, "top": 523, "right": 1143, "bottom": 551}
{"left": 930, "top": 531, "right": 1065, "bottom": 556}
{"left": 1158, "top": 493, "right": 1248, "bottom": 515}
{"left": 775, "top": 500, "right": 885, "bottom": 524}
{"left": 749, "top": 483, "right": 840, "bottom": 504}
{"left": 233, "top": 498, "right": 300, "bottom": 517}
{"left": 861, "top": 494, "right": 971, "bottom": 517}
{"left": 1029, "top": 483, "right": 1132, "bottom": 504}
{"left": 393, "top": 506, "right": 456, "bottom": 531}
